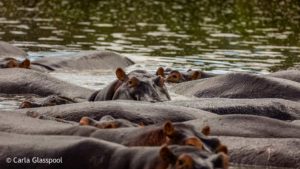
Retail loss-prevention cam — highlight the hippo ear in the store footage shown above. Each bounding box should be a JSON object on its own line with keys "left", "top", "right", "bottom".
{"left": 216, "top": 144, "right": 228, "bottom": 155}
{"left": 19, "top": 58, "right": 31, "bottom": 69}
{"left": 201, "top": 126, "right": 210, "bottom": 136}
{"left": 19, "top": 101, "right": 32, "bottom": 109}
{"left": 79, "top": 117, "right": 91, "bottom": 126}
{"left": 6, "top": 59, "right": 18, "bottom": 68}
{"left": 103, "top": 122, "right": 117, "bottom": 129}
{"left": 116, "top": 68, "right": 127, "bottom": 81}
{"left": 156, "top": 67, "right": 165, "bottom": 77}
{"left": 176, "top": 154, "right": 193, "bottom": 169}
{"left": 191, "top": 71, "right": 201, "bottom": 80}
{"left": 159, "top": 145, "right": 176, "bottom": 164}
{"left": 154, "top": 76, "right": 165, "bottom": 87}
{"left": 166, "top": 71, "right": 182, "bottom": 83}
{"left": 210, "top": 152, "right": 229, "bottom": 169}
{"left": 163, "top": 121, "right": 175, "bottom": 136}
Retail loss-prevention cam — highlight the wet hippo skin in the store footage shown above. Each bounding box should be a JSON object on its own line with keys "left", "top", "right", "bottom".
{"left": 267, "top": 70, "right": 300, "bottom": 83}
{"left": 171, "top": 72, "right": 300, "bottom": 101}
{"left": 19, "top": 95, "right": 76, "bottom": 109}
{"left": 0, "top": 132, "right": 228, "bottom": 169}
{"left": 0, "top": 111, "right": 222, "bottom": 153}
{"left": 31, "top": 51, "right": 134, "bottom": 72}
{"left": 0, "top": 41, "right": 27, "bottom": 58}
{"left": 16, "top": 101, "right": 215, "bottom": 124}
{"left": 0, "top": 68, "right": 95, "bottom": 102}
{"left": 89, "top": 68, "right": 171, "bottom": 102}
{"left": 157, "top": 67, "right": 217, "bottom": 83}
{"left": 163, "top": 98, "right": 300, "bottom": 120}
{"left": 184, "top": 114, "right": 300, "bottom": 138}
{"left": 3, "top": 110, "right": 300, "bottom": 140}
{"left": 219, "top": 136, "right": 300, "bottom": 168}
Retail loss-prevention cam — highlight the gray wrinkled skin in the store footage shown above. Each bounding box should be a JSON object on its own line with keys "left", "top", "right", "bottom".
{"left": 163, "top": 98, "right": 300, "bottom": 120}
{"left": 0, "top": 41, "right": 27, "bottom": 58}
{"left": 267, "top": 70, "right": 300, "bottom": 83}
{"left": 31, "top": 51, "right": 134, "bottom": 72}
{"left": 171, "top": 72, "right": 300, "bottom": 101}
{"left": 16, "top": 101, "right": 214, "bottom": 124}
{"left": 0, "top": 68, "right": 95, "bottom": 102}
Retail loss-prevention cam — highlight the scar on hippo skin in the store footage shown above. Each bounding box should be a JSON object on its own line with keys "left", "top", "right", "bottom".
{"left": 89, "top": 67, "right": 171, "bottom": 102}
{"left": 0, "top": 58, "right": 30, "bottom": 69}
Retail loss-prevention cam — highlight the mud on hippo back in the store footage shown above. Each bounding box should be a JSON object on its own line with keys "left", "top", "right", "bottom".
{"left": 89, "top": 68, "right": 171, "bottom": 102}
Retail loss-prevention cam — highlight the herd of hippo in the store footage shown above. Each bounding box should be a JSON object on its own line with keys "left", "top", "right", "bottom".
{"left": 0, "top": 41, "right": 300, "bottom": 169}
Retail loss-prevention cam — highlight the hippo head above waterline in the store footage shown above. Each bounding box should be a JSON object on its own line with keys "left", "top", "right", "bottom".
{"left": 0, "top": 57, "right": 30, "bottom": 69}
{"left": 159, "top": 145, "right": 229, "bottom": 169}
{"left": 89, "top": 67, "right": 171, "bottom": 102}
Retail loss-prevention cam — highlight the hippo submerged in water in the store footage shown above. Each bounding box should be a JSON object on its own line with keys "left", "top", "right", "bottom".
{"left": 156, "top": 67, "right": 217, "bottom": 83}
{"left": 171, "top": 72, "right": 300, "bottom": 101}
{"left": 0, "top": 132, "right": 228, "bottom": 169}
{"left": 89, "top": 67, "right": 171, "bottom": 102}
{"left": 0, "top": 57, "right": 31, "bottom": 69}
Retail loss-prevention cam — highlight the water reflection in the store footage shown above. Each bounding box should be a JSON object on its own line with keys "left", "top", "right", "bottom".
{"left": 0, "top": 0, "right": 300, "bottom": 72}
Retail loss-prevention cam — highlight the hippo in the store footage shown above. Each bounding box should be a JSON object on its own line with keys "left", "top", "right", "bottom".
{"left": 0, "top": 68, "right": 95, "bottom": 102}
{"left": 219, "top": 136, "right": 300, "bottom": 168}
{"left": 0, "top": 58, "right": 30, "bottom": 69}
{"left": 79, "top": 115, "right": 141, "bottom": 129}
{"left": 19, "top": 95, "right": 76, "bottom": 109}
{"left": 0, "top": 132, "right": 228, "bottom": 169}
{"left": 156, "top": 67, "right": 217, "bottom": 83}
{"left": 0, "top": 111, "right": 225, "bottom": 154}
{"left": 0, "top": 41, "right": 27, "bottom": 58}
{"left": 183, "top": 114, "right": 300, "bottom": 138}
{"left": 89, "top": 68, "right": 171, "bottom": 102}
{"left": 171, "top": 72, "right": 300, "bottom": 101}
{"left": 267, "top": 70, "right": 300, "bottom": 83}
{"left": 162, "top": 98, "right": 300, "bottom": 120}
{"left": 30, "top": 51, "right": 134, "bottom": 72}
{"left": 15, "top": 100, "right": 216, "bottom": 124}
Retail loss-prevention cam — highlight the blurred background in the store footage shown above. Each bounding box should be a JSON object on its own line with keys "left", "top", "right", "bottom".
{"left": 0, "top": 0, "right": 300, "bottom": 73}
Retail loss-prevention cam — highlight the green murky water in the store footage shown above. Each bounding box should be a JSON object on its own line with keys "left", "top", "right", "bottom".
{"left": 0, "top": 0, "right": 300, "bottom": 73}
{"left": 0, "top": 1, "right": 298, "bottom": 168}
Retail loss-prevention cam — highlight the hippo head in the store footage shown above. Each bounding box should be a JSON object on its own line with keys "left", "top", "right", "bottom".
{"left": 112, "top": 68, "right": 171, "bottom": 102}
{"left": 159, "top": 145, "right": 229, "bottom": 169}
{"left": 164, "top": 122, "right": 228, "bottom": 154}
{"left": 19, "top": 95, "right": 74, "bottom": 109}
{"left": 167, "top": 70, "right": 201, "bottom": 83}
{"left": 0, "top": 58, "right": 30, "bottom": 69}
{"left": 79, "top": 116, "right": 140, "bottom": 129}
{"left": 163, "top": 122, "right": 205, "bottom": 149}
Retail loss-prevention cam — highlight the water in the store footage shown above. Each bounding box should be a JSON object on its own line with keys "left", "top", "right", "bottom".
{"left": 0, "top": 2, "right": 299, "bottom": 168}
{"left": 1, "top": 0, "right": 300, "bottom": 111}
{"left": 0, "top": 0, "right": 300, "bottom": 73}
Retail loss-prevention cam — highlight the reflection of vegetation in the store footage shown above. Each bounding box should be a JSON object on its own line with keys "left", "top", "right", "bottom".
{"left": 0, "top": 0, "right": 300, "bottom": 70}
{"left": 270, "top": 55, "right": 300, "bottom": 72}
